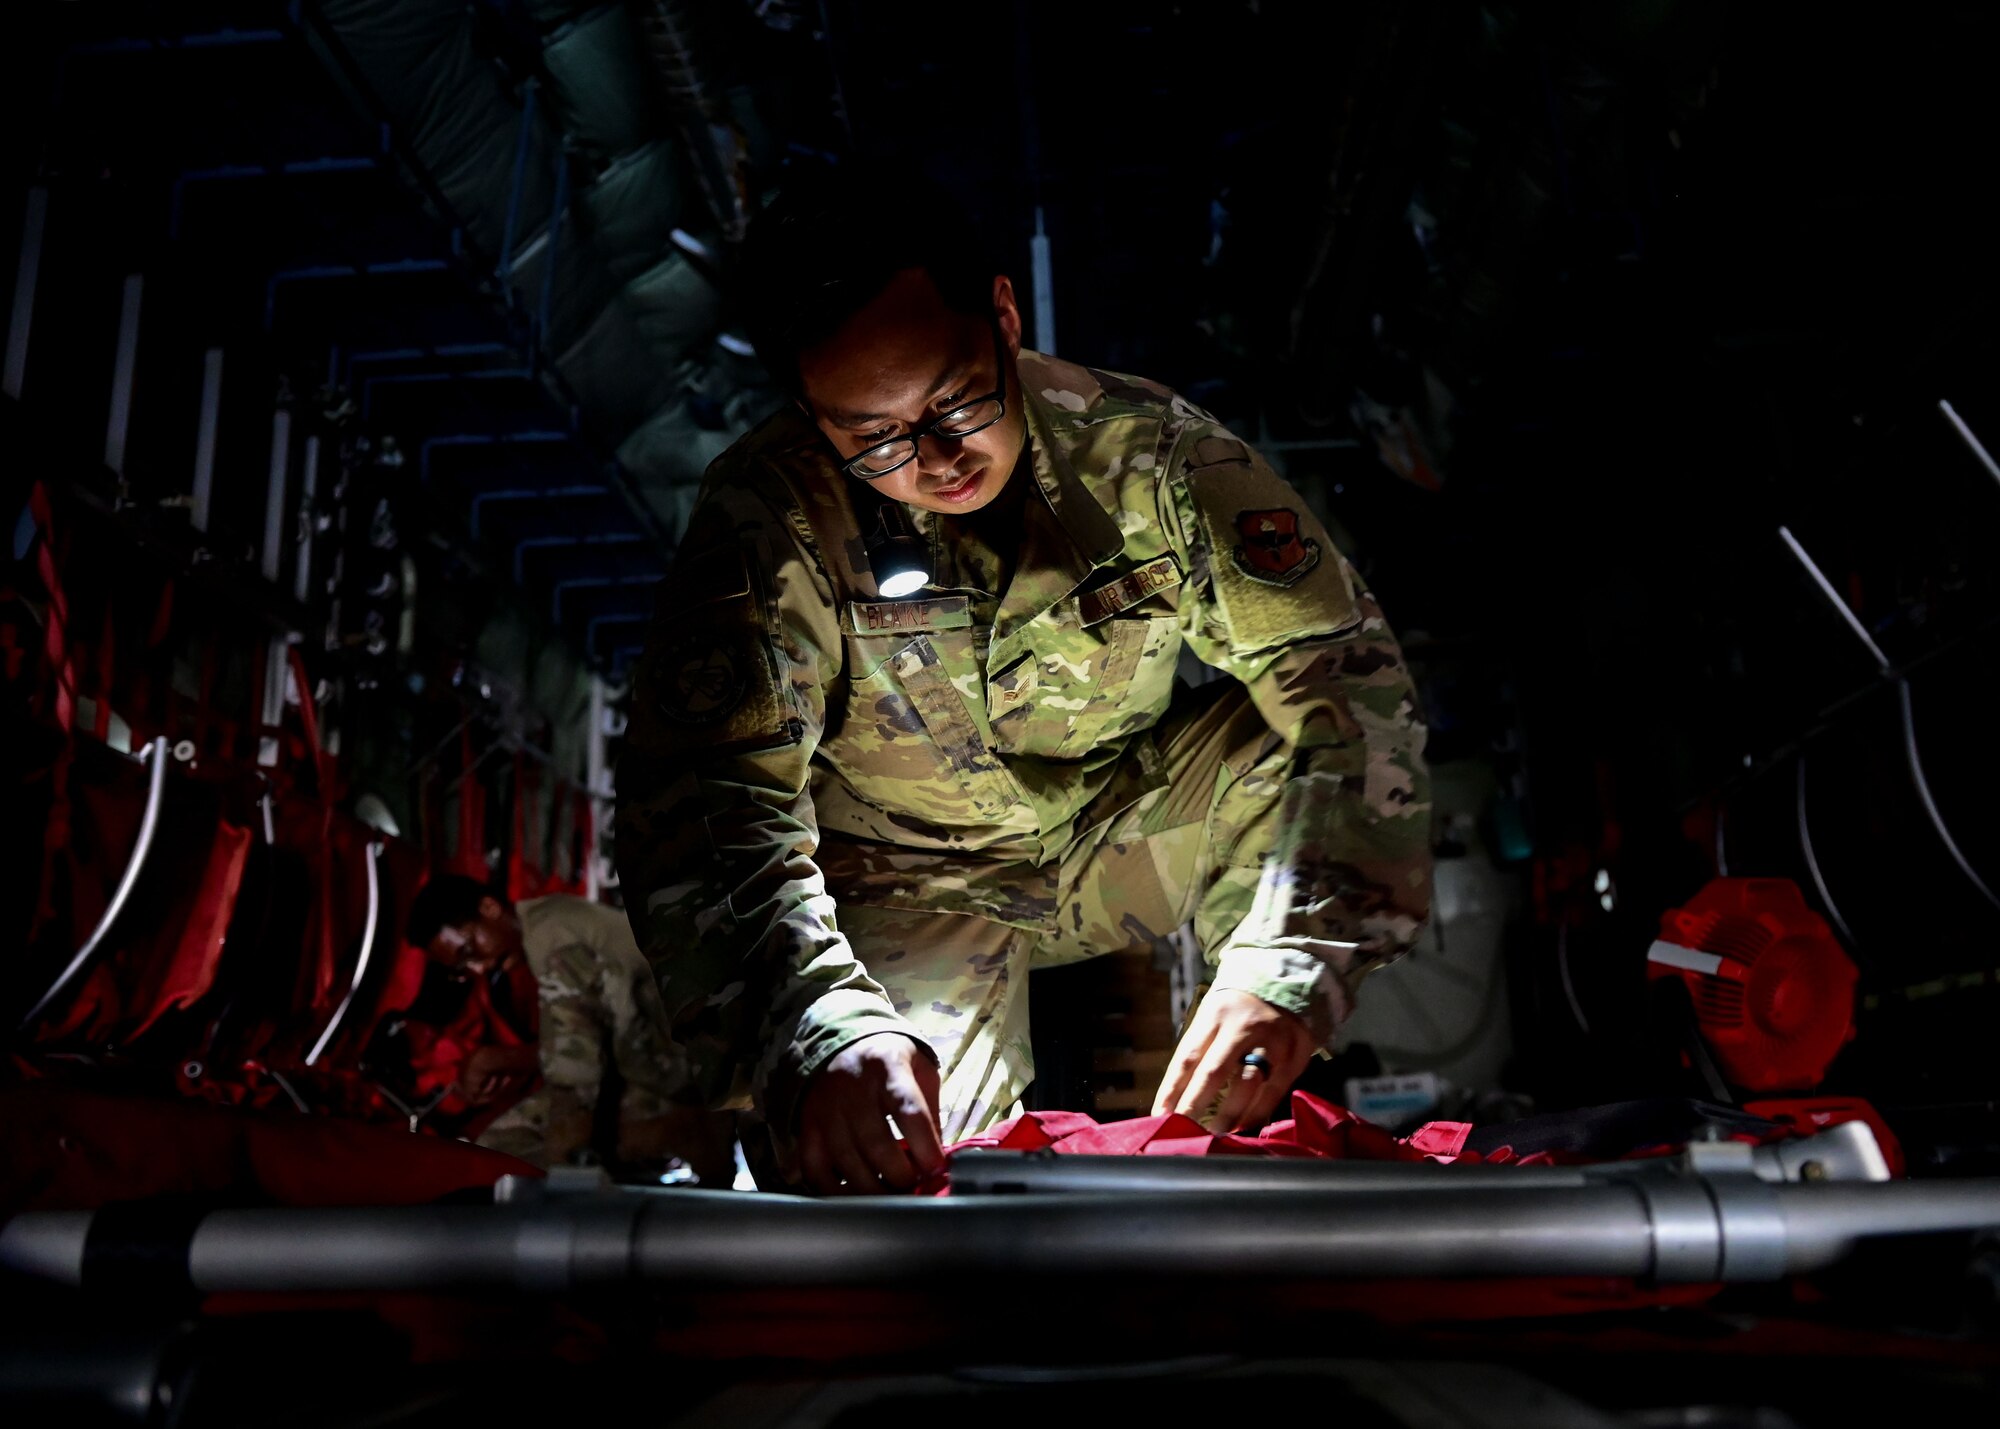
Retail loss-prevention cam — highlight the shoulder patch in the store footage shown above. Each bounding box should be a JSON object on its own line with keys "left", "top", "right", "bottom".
{"left": 638, "top": 541, "right": 798, "bottom": 749}
{"left": 654, "top": 630, "right": 750, "bottom": 725}
{"left": 1180, "top": 437, "right": 1360, "bottom": 655}
{"left": 1230, "top": 509, "right": 1320, "bottom": 587}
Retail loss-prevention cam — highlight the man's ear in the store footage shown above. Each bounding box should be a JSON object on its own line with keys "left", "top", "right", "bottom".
{"left": 991, "top": 274, "right": 1023, "bottom": 357}
{"left": 476, "top": 895, "right": 505, "bottom": 923}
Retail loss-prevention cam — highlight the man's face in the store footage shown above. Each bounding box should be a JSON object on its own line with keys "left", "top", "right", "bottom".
{"left": 425, "top": 896, "right": 521, "bottom": 980}
{"left": 797, "top": 268, "right": 1029, "bottom": 516}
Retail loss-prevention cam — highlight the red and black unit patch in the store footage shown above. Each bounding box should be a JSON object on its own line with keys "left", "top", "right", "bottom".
{"left": 1231, "top": 508, "right": 1320, "bottom": 587}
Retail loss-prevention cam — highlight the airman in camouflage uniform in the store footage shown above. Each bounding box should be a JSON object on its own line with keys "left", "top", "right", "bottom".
{"left": 615, "top": 182, "right": 1431, "bottom": 1192}
{"left": 474, "top": 895, "right": 694, "bottom": 1168}
{"left": 406, "top": 878, "right": 708, "bottom": 1171}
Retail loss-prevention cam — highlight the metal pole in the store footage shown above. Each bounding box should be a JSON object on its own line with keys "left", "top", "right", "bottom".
{"left": 585, "top": 674, "right": 607, "bottom": 900}
{"left": 295, "top": 433, "right": 320, "bottom": 605}
{"left": 947, "top": 1151, "right": 1592, "bottom": 1196}
{"left": 9, "top": 1178, "right": 1997, "bottom": 1296}
{"left": 16, "top": 739, "right": 171, "bottom": 1033}
{"left": 1794, "top": 752, "right": 1861, "bottom": 952}
{"left": 256, "top": 634, "right": 289, "bottom": 769}
{"left": 262, "top": 407, "right": 292, "bottom": 584}
{"left": 1895, "top": 678, "right": 2000, "bottom": 916}
{"left": 191, "top": 348, "right": 224, "bottom": 532}
{"left": 1030, "top": 206, "right": 1055, "bottom": 355}
{"left": 105, "top": 274, "right": 143, "bottom": 474}
{"left": 4, "top": 186, "right": 47, "bottom": 400}
{"left": 305, "top": 841, "right": 383, "bottom": 1066}
{"left": 1938, "top": 399, "right": 2000, "bottom": 491}
{"left": 1777, "top": 526, "right": 1890, "bottom": 673}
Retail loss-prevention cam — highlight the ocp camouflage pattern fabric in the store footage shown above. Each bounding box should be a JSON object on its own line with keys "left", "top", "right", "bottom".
{"left": 476, "top": 895, "right": 690, "bottom": 1167}
{"left": 616, "top": 351, "right": 1432, "bottom": 1138}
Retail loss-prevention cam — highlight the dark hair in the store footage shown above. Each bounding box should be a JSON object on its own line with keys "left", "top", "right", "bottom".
{"left": 405, "top": 874, "right": 499, "bottom": 948}
{"left": 736, "top": 169, "right": 1001, "bottom": 395}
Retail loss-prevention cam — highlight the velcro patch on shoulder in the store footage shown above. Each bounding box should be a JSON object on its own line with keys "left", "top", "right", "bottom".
{"left": 671, "top": 542, "right": 752, "bottom": 606}
{"left": 640, "top": 542, "right": 796, "bottom": 748}
{"left": 1182, "top": 446, "right": 1360, "bottom": 654}
{"left": 1077, "top": 555, "right": 1184, "bottom": 626}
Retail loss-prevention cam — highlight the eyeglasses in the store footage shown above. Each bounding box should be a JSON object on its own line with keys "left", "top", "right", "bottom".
{"left": 838, "top": 325, "right": 1009, "bottom": 480}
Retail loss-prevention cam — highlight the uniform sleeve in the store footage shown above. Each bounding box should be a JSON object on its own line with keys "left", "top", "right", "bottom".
{"left": 599, "top": 940, "right": 685, "bottom": 1117}
{"left": 1163, "top": 421, "right": 1433, "bottom": 1046}
{"left": 614, "top": 477, "right": 931, "bottom": 1135}
{"left": 533, "top": 943, "right": 604, "bottom": 1165}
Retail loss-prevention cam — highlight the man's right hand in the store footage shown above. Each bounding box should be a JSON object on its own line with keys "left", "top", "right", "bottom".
{"left": 458, "top": 1042, "right": 539, "bottom": 1105}
{"left": 797, "top": 1032, "right": 945, "bottom": 1195}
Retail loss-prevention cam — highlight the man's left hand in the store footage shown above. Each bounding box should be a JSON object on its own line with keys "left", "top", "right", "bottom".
{"left": 1153, "top": 989, "right": 1313, "bottom": 1132}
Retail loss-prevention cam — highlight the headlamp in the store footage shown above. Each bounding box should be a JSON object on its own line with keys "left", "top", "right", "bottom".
{"left": 862, "top": 491, "right": 930, "bottom": 599}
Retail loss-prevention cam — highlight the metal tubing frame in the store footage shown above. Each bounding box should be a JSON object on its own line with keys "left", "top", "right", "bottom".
{"left": 1794, "top": 750, "right": 1861, "bottom": 951}
{"left": 294, "top": 434, "right": 321, "bottom": 606}
{"left": 262, "top": 257, "right": 451, "bottom": 334}
{"left": 168, "top": 155, "right": 375, "bottom": 240}
{"left": 468, "top": 484, "right": 610, "bottom": 541}
{"left": 277, "top": 2, "right": 675, "bottom": 556}
{"left": 191, "top": 348, "right": 224, "bottom": 533}
{"left": 1777, "top": 525, "right": 1890, "bottom": 674}
{"left": 584, "top": 612, "right": 649, "bottom": 655}
{"left": 1894, "top": 676, "right": 2000, "bottom": 915}
{"left": 553, "top": 572, "right": 665, "bottom": 625}
{"left": 1938, "top": 399, "right": 2000, "bottom": 491}
{"left": 104, "top": 273, "right": 143, "bottom": 474}
{"left": 418, "top": 430, "right": 572, "bottom": 486}
{"left": 515, "top": 531, "right": 645, "bottom": 583}
{"left": 534, "top": 154, "right": 571, "bottom": 347}
{"left": 16, "top": 737, "right": 171, "bottom": 1033}
{"left": 262, "top": 407, "right": 293, "bottom": 584}
{"left": 1778, "top": 525, "right": 2000, "bottom": 918}
{"left": 8, "top": 1176, "right": 1999, "bottom": 1295}
{"left": 304, "top": 839, "right": 383, "bottom": 1066}
{"left": 359, "top": 366, "right": 533, "bottom": 425}
{"left": 4, "top": 185, "right": 48, "bottom": 400}
{"left": 498, "top": 78, "right": 539, "bottom": 277}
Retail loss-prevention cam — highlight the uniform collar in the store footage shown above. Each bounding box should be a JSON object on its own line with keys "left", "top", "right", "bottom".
{"left": 984, "top": 370, "right": 1128, "bottom": 657}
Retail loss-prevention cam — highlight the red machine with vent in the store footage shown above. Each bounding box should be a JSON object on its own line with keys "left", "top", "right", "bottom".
{"left": 1647, "top": 878, "right": 1859, "bottom": 1093}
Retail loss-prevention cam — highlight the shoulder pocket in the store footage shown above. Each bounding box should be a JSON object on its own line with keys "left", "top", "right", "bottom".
{"left": 638, "top": 541, "right": 800, "bottom": 751}
{"left": 1176, "top": 430, "right": 1361, "bottom": 655}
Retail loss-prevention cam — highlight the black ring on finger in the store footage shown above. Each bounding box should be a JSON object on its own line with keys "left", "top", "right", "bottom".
{"left": 1240, "top": 1050, "right": 1274, "bottom": 1078}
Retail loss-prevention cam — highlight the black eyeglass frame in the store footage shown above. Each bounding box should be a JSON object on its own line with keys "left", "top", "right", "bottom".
{"left": 836, "top": 322, "right": 1010, "bottom": 482}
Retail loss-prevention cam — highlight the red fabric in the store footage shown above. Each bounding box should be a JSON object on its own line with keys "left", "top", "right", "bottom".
{"left": 0, "top": 1084, "right": 537, "bottom": 1219}
{"left": 928, "top": 1091, "right": 1551, "bottom": 1193}
{"left": 25, "top": 481, "right": 78, "bottom": 946}
{"left": 402, "top": 959, "right": 541, "bottom": 1134}
{"left": 273, "top": 794, "right": 342, "bottom": 1015}
{"left": 123, "top": 817, "right": 252, "bottom": 1037}
{"left": 26, "top": 481, "right": 74, "bottom": 734}
{"left": 449, "top": 723, "right": 488, "bottom": 878}
{"left": 930, "top": 1091, "right": 1903, "bottom": 1194}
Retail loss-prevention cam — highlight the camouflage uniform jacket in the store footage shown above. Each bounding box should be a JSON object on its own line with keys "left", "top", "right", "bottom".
{"left": 616, "top": 350, "right": 1431, "bottom": 1130}
{"left": 511, "top": 895, "right": 689, "bottom": 1147}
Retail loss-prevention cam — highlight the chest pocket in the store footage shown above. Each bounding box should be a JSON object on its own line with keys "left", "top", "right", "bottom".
{"left": 990, "top": 611, "right": 1181, "bottom": 759}
{"left": 836, "top": 605, "right": 1019, "bottom": 823}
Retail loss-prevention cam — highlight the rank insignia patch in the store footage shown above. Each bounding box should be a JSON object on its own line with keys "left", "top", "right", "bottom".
{"left": 1231, "top": 508, "right": 1321, "bottom": 587}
